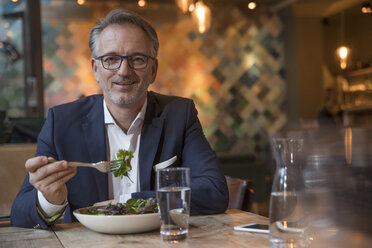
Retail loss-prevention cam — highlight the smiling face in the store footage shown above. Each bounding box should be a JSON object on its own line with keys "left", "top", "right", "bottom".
{"left": 91, "top": 23, "right": 158, "bottom": 109}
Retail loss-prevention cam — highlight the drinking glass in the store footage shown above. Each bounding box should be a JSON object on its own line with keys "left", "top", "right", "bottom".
{"left": 156, "top": 167, "right": 191, "bottom": 243}
{"left": 269, "top": 138, "right": 310, "bottom": 248}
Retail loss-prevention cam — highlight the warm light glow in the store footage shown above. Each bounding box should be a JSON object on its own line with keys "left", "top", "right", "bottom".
{"left": 196, "top": 4, "right": 206, "bottom": 33}
{"left": 138, "top": 0, "right": 146, "bottom": 7}
{"left": 361, "top": 7, "right": 372, "bottom": 13}
{"left": 11, "top": 0, "right": 18, "bottom": 2}
{"left": 176, "top": 0, "right": 192, "bottom": 13}
{"left": 192, "top": 1, "right": 211, "bottom": 34}
{"left": 188, "top": 3, "right": 195, "bottom": 12}
{"left": 345, "top": 127, "right": 352, "bottom": 165}
{"left": 336, "top": 46, "right": 350, "bottom": 70}
{"left": 76, "top": 0, "right": 85, "bottom": 5}
{"left": 248, "top": 1, "right": 256, "bottom": 10}
{"left": 361, "top": 3, "right": 372, "bottom": 13}
{"left": 337, "top": 46, "right": 349, "bottom": 59}
{"left": 340, "top": 61, "right": 347, "bottom": 70}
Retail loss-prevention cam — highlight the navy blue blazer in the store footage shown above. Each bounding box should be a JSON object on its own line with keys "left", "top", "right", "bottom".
{"left": 11, "top": 91, "right": 229, "bottom": 228}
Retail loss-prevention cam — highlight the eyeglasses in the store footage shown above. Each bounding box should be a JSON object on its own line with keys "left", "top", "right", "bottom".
{"left": 95, "top": 53, "right": 154, "bottom": 71}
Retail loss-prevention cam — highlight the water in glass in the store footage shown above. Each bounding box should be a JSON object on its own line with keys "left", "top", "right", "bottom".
{"left": 157, "top": 186, "right": 191, "bottom": 242}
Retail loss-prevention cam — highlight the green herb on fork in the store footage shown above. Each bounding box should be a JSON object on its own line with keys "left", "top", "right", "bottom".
{"left": 111, "top": 149, "right": 133, "bottom": 181}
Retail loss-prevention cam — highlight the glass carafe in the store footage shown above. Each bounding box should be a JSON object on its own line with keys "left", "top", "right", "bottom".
{"left": 269, "top": 138, "right": 310, "bottom": 248}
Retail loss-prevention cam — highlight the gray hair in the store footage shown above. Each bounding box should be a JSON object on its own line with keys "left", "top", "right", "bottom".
{"left": 89, "top": 9, "right": 159, "bottom": 58}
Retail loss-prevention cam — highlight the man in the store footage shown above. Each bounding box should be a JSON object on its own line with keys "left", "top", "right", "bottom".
{"left": 11, "top": 9, "right": 228, "bottom": 228}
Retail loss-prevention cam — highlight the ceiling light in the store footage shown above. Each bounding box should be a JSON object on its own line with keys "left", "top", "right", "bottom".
{"left": 361, "top": 2, "right": 372, "bottom": 13}
{"left": 337, "top": 46, "right": 349, "bottom": 60}
{"left": 336, "top": 46, "right": 350, "bottom": 70}
{"left": 188, "top": 3, "right": 195, "bottom": 12}
{"left": 192, "top": 1, "right": 211, "bottom": 34}
{"left": 335, "top": 12, "right": 351, "bottom": 70}
{"left": 248, "top": 1, "right": 256, "bottom": 10}
{"left": 138, "top": 0, "right": 146, "bottom": 7}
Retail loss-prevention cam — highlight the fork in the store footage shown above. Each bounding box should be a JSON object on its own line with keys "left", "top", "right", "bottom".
{"left": 68, "top": 160, "right": 122, "bottom": 173}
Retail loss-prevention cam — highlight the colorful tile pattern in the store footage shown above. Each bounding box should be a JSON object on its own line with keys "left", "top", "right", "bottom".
{"left": 152, "top": 6, "right": 286, "bottom": 157}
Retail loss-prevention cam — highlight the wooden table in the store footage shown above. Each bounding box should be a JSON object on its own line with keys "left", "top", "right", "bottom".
{"left": 0, "top": 210, "right": 269, "bottom": 248}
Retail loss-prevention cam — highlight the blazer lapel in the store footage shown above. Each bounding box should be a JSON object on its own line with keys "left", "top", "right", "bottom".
{"left": 139, "top": 92, "right": 164, "bottom": 191}
{"left": 82, "top": 95, "right": 108, "bottom": 199}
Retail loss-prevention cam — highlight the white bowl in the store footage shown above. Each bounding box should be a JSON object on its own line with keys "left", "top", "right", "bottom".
{"left": 169, "top": 208, "right": 189, "bottom": 227}
{"left": 73, "top": 207, "right": 160, "bottom": 234}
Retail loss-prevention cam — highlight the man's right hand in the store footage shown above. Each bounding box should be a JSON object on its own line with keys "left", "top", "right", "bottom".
{"left": 26, "top": 156, "right": 77, "bottom": 205}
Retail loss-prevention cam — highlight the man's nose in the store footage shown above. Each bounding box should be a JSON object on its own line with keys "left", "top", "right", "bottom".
{"left": 117, "top": 58, "right": 132, "bottom": 75}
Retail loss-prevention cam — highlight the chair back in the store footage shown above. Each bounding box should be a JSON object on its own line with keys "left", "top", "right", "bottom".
{"left": 225, "top": 176, "right": 254, "bottom": 211}
{"left": 0, "top": 143, "right": 36, "bottom": 215}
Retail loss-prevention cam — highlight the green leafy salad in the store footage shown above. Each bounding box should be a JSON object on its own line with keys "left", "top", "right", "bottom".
{"left": 87, "top": 198, "right": 158, "bottom": 215}
{"left": 111, "top": 149, "right": 133, "bottom": 180}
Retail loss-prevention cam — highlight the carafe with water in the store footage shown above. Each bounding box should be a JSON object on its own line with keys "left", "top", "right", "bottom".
{"left": 269, "top": 138, "right": 310, "bottom": 248}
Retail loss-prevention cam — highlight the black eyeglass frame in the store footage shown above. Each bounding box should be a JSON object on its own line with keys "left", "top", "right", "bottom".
{"left": 95, "top": 53, "right": 155, "bottom": 71}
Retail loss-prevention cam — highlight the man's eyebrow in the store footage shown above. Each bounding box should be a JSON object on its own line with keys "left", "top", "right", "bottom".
{"left": 99, "top": 52, "right": 148, "bottom": 57}
{"left": 100, "top": 52, "right": 119, "bottom": 56}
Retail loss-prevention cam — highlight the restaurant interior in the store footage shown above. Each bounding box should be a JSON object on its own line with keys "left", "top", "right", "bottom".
{"left": 0, "top": 0, "right": 371, "bottom": 242}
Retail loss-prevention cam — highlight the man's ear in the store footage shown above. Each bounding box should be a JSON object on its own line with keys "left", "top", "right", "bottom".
{"left": 150, "top": 58, "right": 158, "bottom": 84}
{"left": 91, "top": 58, "right": 100, "bottom": 82}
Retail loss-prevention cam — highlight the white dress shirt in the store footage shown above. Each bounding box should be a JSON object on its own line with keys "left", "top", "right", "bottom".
{"left": 105, "top": 99, "right": 146, "bottom": 202}
{"left": 37, "top": 98, "right": 147, "bottom": 217}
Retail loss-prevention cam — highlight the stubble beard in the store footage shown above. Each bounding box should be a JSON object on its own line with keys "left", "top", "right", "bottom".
{"left": 98, "top": 76, "right": 149, "bottom": 108}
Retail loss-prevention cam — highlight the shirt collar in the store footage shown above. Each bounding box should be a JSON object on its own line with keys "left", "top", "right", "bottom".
{"left": 103, "top": 98, "right": 147, "bottom": 125}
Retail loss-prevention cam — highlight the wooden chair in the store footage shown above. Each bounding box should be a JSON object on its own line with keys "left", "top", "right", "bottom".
{"left": 225, "top": 176, "right": 254, "bottom": 212}
{"left": 0, "top": 143, "right": 36, "bottom": 215}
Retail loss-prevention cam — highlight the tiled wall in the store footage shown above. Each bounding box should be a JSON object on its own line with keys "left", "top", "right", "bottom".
{"left": 151, "top": 6, "right": 286, "bottom": 157}
{"left": 42, "top": 16, "right": 101, "bottom": 108}
{"left": 0, "top": 1, "right": 286, "bottom": 158}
